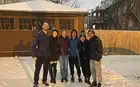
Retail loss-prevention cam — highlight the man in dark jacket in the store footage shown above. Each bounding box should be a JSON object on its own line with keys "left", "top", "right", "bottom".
{"left": 32, "top": 21, "right": 50, "bottom": 87}
{"left": 88, "top": 30, "right": 103, "bottom": 87}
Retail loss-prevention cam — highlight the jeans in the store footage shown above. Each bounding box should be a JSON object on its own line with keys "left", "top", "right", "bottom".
{"left": 59, "top": 55, "right": 69, "bottom": 79}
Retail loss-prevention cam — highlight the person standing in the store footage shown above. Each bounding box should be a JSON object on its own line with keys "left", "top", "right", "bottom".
{"left": 32, "top": 21, "right": 50, "bottom": 87}
{"left": 59, "top": 30, "right": 69, "bottom": 82}
{"left": 69, "top": 30, "right": 82, "bottom": 83}
{"left": 88, "top": 30, "right": 103, "bottom": 87}
{"left": 49, "top": 30, "right": 61, "bottom": 84}
{"left": 77, "top": 32, "right": 91, "bottom": 84}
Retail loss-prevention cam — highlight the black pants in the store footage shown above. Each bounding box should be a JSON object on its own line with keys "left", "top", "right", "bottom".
{"left": 69, "top": 56, "right": 81, "bottom": 77}
{"left": 81, "top": 59, "right": 91, "bottom": 79}
{"left": 34, "top": 56, "right": 49, "bottom": 84}
{"left": 49, "top": 63, "right": 57, "bottom": 80}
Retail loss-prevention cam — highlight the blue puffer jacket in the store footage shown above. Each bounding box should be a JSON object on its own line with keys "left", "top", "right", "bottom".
{"left": 69, "top": 37, "right": 79, "bottom": 57}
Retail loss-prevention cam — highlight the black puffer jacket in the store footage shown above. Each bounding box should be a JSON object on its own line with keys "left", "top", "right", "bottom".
{"left": 88, "top": 35, "right": 103, "bottom": 61}
{"left": 49, "top": 36, "right": 61, "bottom": 61}
{"left": 77, "top": 40, "right": 89, "bottom": 60}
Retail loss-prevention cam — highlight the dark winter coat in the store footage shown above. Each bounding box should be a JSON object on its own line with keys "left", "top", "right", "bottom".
{"left": 88, "top": 35, "right": 103, "bottom": 61}
{"left": 49, "top": 36, "right": 61, "bottom": 61}
{"left": 77, "top": 40, "right": 89, "bottom": 60}
{"left": 32, "top": 31, "right": 50, "bottom": 60}
{"left": 59, "top": 35, "right": 69, "bottom": 55}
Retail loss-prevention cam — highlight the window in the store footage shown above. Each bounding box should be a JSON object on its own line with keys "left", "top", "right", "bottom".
{"left": 123, "top": 5, "right": 127, "bottom": 14}
{"left": 0, "top": 17, "right": 14, "bottom": 30}
{"left": 98, "top": 13, "right": 100, "bottom": 17}
{"left": 93, "top": 13, "right": 96, "bottom": 16}
{"left": 122, "top": 21, "right": 126, "bottom": 29}
{"left": 118, "top": 8, "right": 121, "bottom": 16}
{"left": 19, "top": 18, "right": 37, "bottom": 30}
{"left": 84, "top": 23, "right": 87, "bottom": 29}
{"left": 38, "top": 18, "right": 55, "bottom": 30}
{"left": 128, "top": 20, "right": 133, "bottom": 29}
{"left": 130, "top": 2, "right": 134, "bottom": 8}
{"left": 93, "top": 25, "right": 96, "bottom": 29}
{"left": 59, "top": 19, "right": 74, "bottom": 30}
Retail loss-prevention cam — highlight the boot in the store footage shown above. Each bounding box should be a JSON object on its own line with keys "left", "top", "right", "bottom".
{"left": 98, "top": 83, "right": 101, "bottom": 87}
{"left": 78, "top": 77, "right": 83, "bottom": 83}
{"left": 71, "top": 75, "right": 74, "bottom": 82}
{"left": 33, "top": 84, "right": 38, "bottom": 87}
{"left": 64, "top": 78, "right": 68, "bottom": 82}
{"left": 61, "top": 78, "right": 64, "bottom": 82}
{"left": 53, "top": 70, "right": 57, "bottom": 84}
{"left": 84, "top": 77, "right": 87, "bottom": 83}
{"left": 49, "top": 67, "right": 53, "bottom": 83}
{"left": 91, "top": 80, "right": 97, "bottom": 86}
{"left": 87, "top": 78, "right": 91, "bottom": 85}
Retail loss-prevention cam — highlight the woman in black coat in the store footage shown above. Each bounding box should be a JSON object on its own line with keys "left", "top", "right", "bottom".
{"left": 77, "top": 33, "right": 91, "bottom": 84}
{"left": 49, "top": 30, "right": 61, "bottom": 84}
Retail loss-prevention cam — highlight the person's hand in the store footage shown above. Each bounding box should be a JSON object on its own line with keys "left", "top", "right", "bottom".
{"left": 68, "top": 48, "right": 70, "bottom": 52}
{"left": 33, "top": 57, "right": 37, "bottom": 61}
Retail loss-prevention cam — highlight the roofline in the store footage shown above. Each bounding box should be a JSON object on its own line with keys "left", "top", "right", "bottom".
{"left": 0, "top": 10, "right": 88, "bottom": 15}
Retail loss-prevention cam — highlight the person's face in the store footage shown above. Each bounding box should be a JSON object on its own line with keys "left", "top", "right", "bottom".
{"left": 62, "top": 31, "right": 67, "bottom": 38}
{"left": 88, "top": 32, "right": 94, "bottom": 39}
{"left": 52, "top": 31, "right": 57, "bottom": 38}
{"left": 72, "top": 31, "right": 76, "bottom": 38}
{"left": 42, "top": 23, "right": 49, "bottom": 31}
{"left": 80, "top": 36, "right": 85, "bottom": 42}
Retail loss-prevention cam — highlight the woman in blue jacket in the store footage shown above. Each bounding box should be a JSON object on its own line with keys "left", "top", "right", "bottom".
{"left": 69, "top": 29, "right": 82, "bottom": 83}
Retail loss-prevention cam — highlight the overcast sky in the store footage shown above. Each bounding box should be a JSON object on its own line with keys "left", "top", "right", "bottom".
{"left": 80, "top": 0, "right": 102, "bottom": 10}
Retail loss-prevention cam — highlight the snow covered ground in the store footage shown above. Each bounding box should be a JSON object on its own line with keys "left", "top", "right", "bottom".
{"left": 0, "top": 56, "right": 140, "bottom": 87}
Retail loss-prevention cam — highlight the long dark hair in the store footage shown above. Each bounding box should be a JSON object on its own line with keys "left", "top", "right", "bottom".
{"left": 51, "top": 29, "right": 58, "bottom": 38}
{"left": 71, "top": 29, "right": 78, "bottom": 38}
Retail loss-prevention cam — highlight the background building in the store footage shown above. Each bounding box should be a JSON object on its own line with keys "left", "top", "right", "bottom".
{"left": 85, "top": 0, "right": 140, "bottom": 30}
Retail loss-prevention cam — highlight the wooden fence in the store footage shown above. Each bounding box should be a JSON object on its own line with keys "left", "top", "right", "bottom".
{"left": 0, "top": 30, "right": 140, "bottom": 56}
{"left": 91, "top": 30, "right": 140, "bottom": 55}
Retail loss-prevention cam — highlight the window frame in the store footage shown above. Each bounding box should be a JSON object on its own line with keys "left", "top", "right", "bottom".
{"left": 59, "top": 19, "right": 75, "bottom": 30}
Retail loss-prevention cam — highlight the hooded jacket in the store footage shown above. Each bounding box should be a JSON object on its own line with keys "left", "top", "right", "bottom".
{"left": 88, "top": 35, "right": 103, "bottom": 61}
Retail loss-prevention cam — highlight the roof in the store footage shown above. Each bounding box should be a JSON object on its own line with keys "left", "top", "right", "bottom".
{"left": 0, "top": 0, "right": 88, "bottom": 15}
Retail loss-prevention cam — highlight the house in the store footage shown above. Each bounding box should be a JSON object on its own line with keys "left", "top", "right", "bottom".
{"left": 0, "top": 0, "right": 88, "bottom": 56}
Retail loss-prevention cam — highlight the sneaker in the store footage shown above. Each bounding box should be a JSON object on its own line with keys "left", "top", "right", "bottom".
{"left": 33, "top": 84, "right": 38, "bottom": 87}
{"left": 91, "top": 80, "right": 97, "bottom": 86}
{"left": 61, "top": 78, "right": 64, "bottom": 82}
{"left": 42, "top": 82, "right": 49, "bottom": 86}
{"left": 78, "top": 78, "right": 83, "bottom": 83}
{"left": 98, "top": 83, "right": 101, "bottom": 87}
{"left": 64, "top": 78, "right": 68, "bottom": 82}
{"left": 71, "top": 77, "right": 74, "bottom": 82}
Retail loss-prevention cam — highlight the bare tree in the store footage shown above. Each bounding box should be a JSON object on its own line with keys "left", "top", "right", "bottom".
{"left": 48, "top": 0, "right": 82, "bottom": 8}
{"left": 2, "top": 0, "right": 82, "bottom": 8}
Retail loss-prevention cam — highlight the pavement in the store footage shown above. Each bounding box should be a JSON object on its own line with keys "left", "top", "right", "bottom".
{"left": 0, "top": 56, "right": 140, "bottom": 87}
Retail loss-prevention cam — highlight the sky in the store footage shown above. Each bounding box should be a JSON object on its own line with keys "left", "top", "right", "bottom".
{"left": 80, "top": 0, "right": 102, "bottom": 10}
